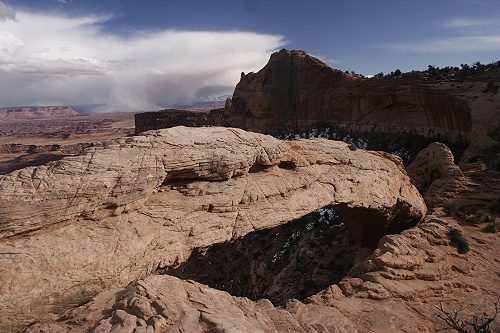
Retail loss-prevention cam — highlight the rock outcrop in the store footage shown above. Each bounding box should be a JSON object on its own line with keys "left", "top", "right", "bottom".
{"left": 134, "top": 50, "right": 473, "bottom": 145}
{"left": 0, "top": 126, "right": 426, "bottom": 330}
{"left": 407, "top": 142, "right": 467, "bottom": 208}
{"left": 228, "top": 49, "right": 471, "bottom": 142}
{"left": 21, "top": 215, "right": 500, "bottom": 333}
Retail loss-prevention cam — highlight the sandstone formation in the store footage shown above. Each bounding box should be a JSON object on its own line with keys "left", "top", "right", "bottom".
{"left": 229, "top": 50, "right": 471, "bottom": 142}
{"left": 439, "top": 80, "right": 500, "bottom": 160}
{"left": 21, "top": 215, "right": 500, "bottom": 333}
{"left": 455, "top": 161, "right": 500, "bottom": 214}
{"left": 0, "top": 126, "right": 426, "bottom": 330}
{"left": 134, "top": 50, "right": 473, "bottom": 146}
{"left": 407, "top": 142, "right": 467, "bottom": 208}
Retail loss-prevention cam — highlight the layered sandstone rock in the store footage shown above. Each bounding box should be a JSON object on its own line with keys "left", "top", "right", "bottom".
{"left": 23, "top": 274, "right": 359, "bottom": 333}
{"left": 228, "top": 50, "right": 471, "bottom": 142}
{"left": 406, "top": 142, "right": 467, "bottom": 207}
{"left": 0, "top": 126, "right": 425, "bottom": 330}
{"left": 135, "top": 50, "right": 473, "bottom": 144}
{"left": 22, "top": 215, "right": 500, "bottom": 333}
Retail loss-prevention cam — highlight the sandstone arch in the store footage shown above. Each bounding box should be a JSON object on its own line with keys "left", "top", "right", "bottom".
{"left": 0, "top": 126, "right": 426, "bottom": 330}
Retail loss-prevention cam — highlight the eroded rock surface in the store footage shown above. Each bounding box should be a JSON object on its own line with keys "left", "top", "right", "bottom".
{"left": 406, "top": 142, "right": 467, "bottom": 207}
{"left": 0, "top": 126, "right": 425, "bottom": 331}
{"left": 22, "top": 215, "right": 500, "bottom": 333}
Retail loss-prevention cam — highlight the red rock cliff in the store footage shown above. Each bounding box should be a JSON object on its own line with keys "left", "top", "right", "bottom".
{"left": 228, "top": 49, "right": 472, "bottom": 142}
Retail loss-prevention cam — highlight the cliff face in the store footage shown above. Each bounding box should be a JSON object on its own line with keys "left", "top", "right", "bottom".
{"left": 228, "top": 49, "right": 472, "bottom": 142}
{"left": 134, "top": 109, "right": 211, "bottom": 135}
{"left": 134, "top": 50, "right": 474, "bottom": 145}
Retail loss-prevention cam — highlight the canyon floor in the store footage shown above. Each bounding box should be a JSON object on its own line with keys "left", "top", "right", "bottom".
{"left": 0, "top": 112, "right": 135, "bottom": 174}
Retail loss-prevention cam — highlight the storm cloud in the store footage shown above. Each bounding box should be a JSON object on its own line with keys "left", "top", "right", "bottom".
{"left": 0, "top": 3, "right": 285, "bottom": 111}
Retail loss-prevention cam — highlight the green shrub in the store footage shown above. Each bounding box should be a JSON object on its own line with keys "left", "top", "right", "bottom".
{"left": 348, "top": 143, "right": 357, "bottom": 151}
{"left": 489, "top": 198, "right": 500, "bottom": 215}
{"left": 484, "top": 220, "right": 500, "bottom": 233}
{"left": 444, "top": 200, "right": 462, "bottom": 216}
{"left": 480, "top": 123, "right": 500, "bottom": 171}
{"left": 449, "top": 228, "right": 470, "bottom": 254}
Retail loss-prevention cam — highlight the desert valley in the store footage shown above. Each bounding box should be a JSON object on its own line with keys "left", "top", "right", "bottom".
{"left": 0, "top": 50, "right": 499, "bottom": 333}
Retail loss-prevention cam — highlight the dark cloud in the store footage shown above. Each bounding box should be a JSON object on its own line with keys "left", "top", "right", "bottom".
{"left": 0, "top": 10, "right": 285, "bottom": 110}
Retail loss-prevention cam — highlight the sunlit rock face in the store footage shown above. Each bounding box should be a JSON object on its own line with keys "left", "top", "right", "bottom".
{"left": 0, "top": 126, "right": 426, "bottom": 330}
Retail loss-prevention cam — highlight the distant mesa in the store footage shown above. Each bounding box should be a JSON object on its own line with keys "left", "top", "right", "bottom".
{"left": 0, "top": 106, "right": 80, "bottom": 119}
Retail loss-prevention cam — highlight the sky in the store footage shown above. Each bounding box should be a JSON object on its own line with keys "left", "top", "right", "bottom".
{"left": 0, "top": 0, "right": 499, "bottom": 111}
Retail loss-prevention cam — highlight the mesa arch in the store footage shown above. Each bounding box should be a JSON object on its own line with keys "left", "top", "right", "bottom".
{"left": 0, "top": 126, "right": 426, "bottom": 330}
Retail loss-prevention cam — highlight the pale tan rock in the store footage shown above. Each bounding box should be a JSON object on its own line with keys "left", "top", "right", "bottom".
{"left": 22, "top": 274, "right": 359, "bottom": 333}
{"left": 23, "top": 215, "right": 500, "bottom": 333}
{"left": 0, "top": 126, "right": 426, "bottom": 330}
{"left": 406, "top": 142, "right": 467, "bottom": 207}
{"left": 338, "top": 214, "right": 497, "bottom": 302}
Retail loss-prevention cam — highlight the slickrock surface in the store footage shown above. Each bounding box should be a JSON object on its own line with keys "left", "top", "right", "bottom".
{"left": 407, "top": 142, "right": 467, "bottom": 207}
{"left": 0, "top": 126, "right": 425, "bottom": 331}
{"left": 22, "top": 215, "right": 500, "bottom": 333}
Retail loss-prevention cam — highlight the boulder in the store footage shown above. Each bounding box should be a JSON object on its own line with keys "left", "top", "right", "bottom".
{"left": 406, "top": 142, "right": 467, "bottom": 207}
{"left": 0, "top": 126, "right": 426, "bottom": 330}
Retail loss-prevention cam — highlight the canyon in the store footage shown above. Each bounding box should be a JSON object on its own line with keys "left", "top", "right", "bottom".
{"left": 0, "top": 111, "right": 134, "bottom": 174}
{"left": 0, "top": 50, "right": 499, "bottom": 332}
